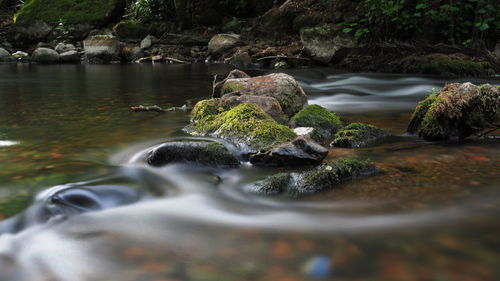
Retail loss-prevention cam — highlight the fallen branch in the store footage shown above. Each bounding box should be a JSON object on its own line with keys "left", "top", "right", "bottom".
{"left": 131, "top": 105, "right": 166, "bottom": 113}
{"left": 131, "top": 104, "right": 192, "bottom": 113}
{"left": 256, "top": 56, "right": 311, "bottom": 62}
{"left": 164, "top": 57, "right": 189, "bottom": 64}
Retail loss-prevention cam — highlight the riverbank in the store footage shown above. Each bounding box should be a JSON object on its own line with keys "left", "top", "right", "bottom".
{"left": 1, "top": 0, "right": 499, "bottom": 76}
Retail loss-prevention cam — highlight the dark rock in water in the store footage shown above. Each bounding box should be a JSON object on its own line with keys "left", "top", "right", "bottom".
{"left": 254, "top": 158, "right": 379, "bottom": 195}
{"left": 407, "top": 83, "right": 499, "bottom": 141}
{"left": 331, "top": 123, "right": 389, "bottom": 148}
{"left": 290, "top": 104, "right": 341, "bottom": 139}
{"left": 249, "top": 136, "right": 328, "bottom": 167}
{"left": 146, "top": 141, "right": 240, "bottom": 168}
{"left": 0, "top": 184, "right": 143, "bottom": 234}
{"left": 255, "top": 173, "right": 293, "bottom": 195}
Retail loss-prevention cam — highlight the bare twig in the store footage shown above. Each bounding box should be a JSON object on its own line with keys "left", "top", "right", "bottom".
{"left": 131, "top": 105, "right": 166, "bottom": 113}
{"left": 256, "top": 56, "right": 311, "bottom": 62}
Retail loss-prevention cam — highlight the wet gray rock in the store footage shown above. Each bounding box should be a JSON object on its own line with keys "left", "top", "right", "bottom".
{"left": 300, "top": 24, "right": 356, "bottom": 63}
{"left": 146, "top": 141, "right": 240, "bottom": 167}
{"left": 59, "top": 50, "right": 80, "bottom": 62}
{"left": 83, "top": 35, "right": 121, "bottom": 64}
{"left": 140, "top": 35, "right": 155, "bottom": 49}
{"left": 31, "top": 47, "right": 59, "bottom": 63}
{"left": 249, "top": 136, "right": 328, "bottom": 167}
{"left": 0, "top": 47, "right": 14, "bottom": 62}
{"left": 208, "top": 33, "right": 240, "bottom": 59}
{"left": 55, "top": 42, "right": 76, "bottom": 54}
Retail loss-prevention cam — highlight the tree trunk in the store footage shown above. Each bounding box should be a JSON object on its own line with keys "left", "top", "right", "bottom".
{"left": 174, "top": 0, "right": 192, "bottom": 29}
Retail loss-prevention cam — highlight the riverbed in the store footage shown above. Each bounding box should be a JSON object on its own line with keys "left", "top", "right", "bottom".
{"left": 0, "top": 64, "right": 499, "bottom": 281}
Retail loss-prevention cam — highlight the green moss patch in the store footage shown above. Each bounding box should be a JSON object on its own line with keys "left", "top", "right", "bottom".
{"left": 191, "top": 98, "right": 226, "bottom": 122}
{"left": 189, "top": 103, "right": 297, "bottom": 152}
{"left": 290, "top": 104, "right": 341, "bottom": 137}
{"left": 112, "top": 19, "right": 149, "bottom": 39}
{"left": 407, "top": 83, "right": 499, "bottom": 141}
{"left": 331, "top": 123, "right": 388, "bottom": 148}
{"left": 14, "top": 0, "right": 123, "bottom": 25}
{"left": 253, "top": 157, "right": 379, "bottom": 195}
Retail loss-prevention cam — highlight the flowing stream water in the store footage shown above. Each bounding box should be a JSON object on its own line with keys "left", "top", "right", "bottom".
{"left": 0, "top": 64, "right": 498, "bottom": 281}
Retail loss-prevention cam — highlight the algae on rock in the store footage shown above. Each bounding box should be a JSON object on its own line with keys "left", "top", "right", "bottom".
{"left": 290, "top": 104, "right": 341, "bottom": 138}
{"left": 186, "top": 103, "right": 297, "bottom": 153}
{"left": 407, "top": 83, "right": 499, "bottom": 141}
{"left": 254, "top": 158, "right": 379, "bottom": 195}
{"left": 331, "top": 123, "right": 388, "bottom": 148}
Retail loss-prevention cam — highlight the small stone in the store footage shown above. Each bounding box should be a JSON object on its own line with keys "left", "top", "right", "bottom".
{"left": 140, "top": 35, "right": 155, "bottom": 49}
{"left": 55, "top": 42, "right": 76, "bottom": 54}
{"left": 0, "top": 48, "right": 13, "bottom": 62}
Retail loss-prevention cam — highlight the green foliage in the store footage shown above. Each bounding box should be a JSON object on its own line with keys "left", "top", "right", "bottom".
{"left": 14, "top": 0, "right": 121, "bottom": 25}
{"left": 343, "top": 0, "right": 500, "bottom": 44}
{"left": 126, "top": 0, "right": 173, "bottom": 22}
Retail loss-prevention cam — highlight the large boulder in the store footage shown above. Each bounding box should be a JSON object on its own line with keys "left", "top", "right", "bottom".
{"left": 331, "top": 123, "right": 389, "bottom": 148}
{"left": 208, "top": 34, "right": 240, "bottom": 59}
{"left": 59, "top": 50, "right": 80, "bottom": 62}
{"left": 407, "top": 83, "right": 499, "bottom": 141}
{"left": 249, "top": 136, "right": 328, "bottom": 166}
{"left": 214, "top": 71, "right": 308, "bottom": 118}
{"left": 300, "top": 24, "right": 356, "bottom": 63}
{"left": 83, "top": 35, "right": 121, "bottom": 63}
{"left": 12, "top": 0, "right": 125, "bottom": 43}
{"left": 31, "top": 47, "right": 59, "bottom": 63}
{"left": 0, "top": 48, "right": 14, "bottom": 62}
{"left": 290, "top": 105, "right": 342, "bottom": 139}
{"left": 186, "top": 103, "right": 297, "bottom": 154}
{"left": 112, "top": 20, "right": 149, "bottom": 41}
{"left": 146, "top": 141, "right": 240, "bottom": 168}
{"left": 254, "top": 158, "right": 379, "bottom": 195}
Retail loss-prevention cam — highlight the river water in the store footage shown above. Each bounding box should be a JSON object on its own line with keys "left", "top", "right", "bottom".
{"left": 0, "top": 64, "right": 498, "bottom": 281}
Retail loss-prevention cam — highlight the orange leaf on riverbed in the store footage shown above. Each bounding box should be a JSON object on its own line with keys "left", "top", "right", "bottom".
{"left": 470, "top": 155, "right": 489, "bottom": 162}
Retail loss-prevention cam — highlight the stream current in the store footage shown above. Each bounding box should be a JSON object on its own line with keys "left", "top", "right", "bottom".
{"left": 0, "top": 64, "right": 498, "bottom": 281}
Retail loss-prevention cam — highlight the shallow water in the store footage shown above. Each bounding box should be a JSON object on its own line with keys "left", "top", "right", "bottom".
{"left": 0, "top": 64, "right": 498, "bottom": 281}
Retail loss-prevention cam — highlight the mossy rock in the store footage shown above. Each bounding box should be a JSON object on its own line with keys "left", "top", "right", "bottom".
{"left": 407, "top": 83, "right": 500, "bottom": 141}
{"left": 146, "top": 141, "right": 240, "bottom": 168}
{"left": 191, "top": 98, "right": 226, "bottom": 122}
{"left": 14, "top": 0, "right": 125, "bottom": 25}
{"left": 219, "top": 72, "right": 308, "bottom": 118}
{"left": 255, "top": 173, "right": 293, "bottom": 195}
{"left": 186, "top": 103, "right": 297, "bottom": 153}
{"left": 290, "top": 105, "right": 341, "bottom": 138}
{"left": 411, "top": 53, "right": 495, "bottom": 76}
{"left": 331, "top": 123, "right": 388, "bottom": 148}
{"left": 254, "top": 158, "right": 379, "bottom": 195}
{"left": 113, "top": 20, "right": 149, "bottom": 40}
